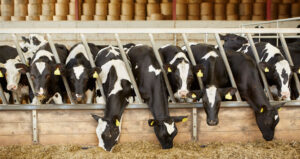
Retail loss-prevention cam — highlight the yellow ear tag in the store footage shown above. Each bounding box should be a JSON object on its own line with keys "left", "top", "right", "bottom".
{"left": 93, "top": 71, "right": 98, "bottom": 79}
{"left": 278, "top": 107, "right": 281, "bottom": 112}
{"left": 197, "top": 70, "right": 203, "bottom": 77}
{"left": 260, "top": 108, "right": 264, "bottom": 113}
{"left": 264, "top": 67, "right": 269, "bottom": 73}
{"left": 0, "top": 71, "right": 3, "bottom": 78}
{"left": 182, "top": 118, "right": 188, "bottom": 123}
{"left": 192, "top": 93, "right": 197, "bottom": 99}
{"left": 225, "top": 92, "right": 232, "bottom": 100}
{"left": 54, "top": 68, "right": 61, "bottom": 76}
{"left": 168, "top": 67, "right": 172, "bottom": 73}
{"left": 298, "top": 68, "right": 300, "bottom": 74}
{"left": 150, "top": 121, "right": 155, "bottom": 126}
{"left": 116, "top": 119, "right": 120, "bottom": 127}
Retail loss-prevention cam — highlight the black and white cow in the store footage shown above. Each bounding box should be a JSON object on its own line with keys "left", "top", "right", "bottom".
{"left": 182, "top": 43, "right": 237, "bottom": 126}
{"left": 158, "top": 44, "right": 194, "bottom": 101}
{"left": 127, "top": 44, "right": 187, "bottom": 149}
{"left": 221, "top": 34, "right": 293, "bottom": 101}
{"left": 91, "top": 46, "right": 134, "bottom": 151}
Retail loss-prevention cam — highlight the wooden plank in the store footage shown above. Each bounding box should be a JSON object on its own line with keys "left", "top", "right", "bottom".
{"left": 0, "top": 111, "right": 31, "bottom": 123}
{"left": 39, "top": 134, "right": 98, "bottom": 145}
{"left": 0, "top": 135, "right": 32, "bottom": 145}
{"left": 38, "top": 110, "right": 104, "bottom": 122}
{"left": 198, "top": 131, "right": 263, "bottom": 143}
{"left": 38, "top": 122, "right": 97, "bottom": 135}
{"left": 0, "top": 123, "right": 32, "bottom": 136}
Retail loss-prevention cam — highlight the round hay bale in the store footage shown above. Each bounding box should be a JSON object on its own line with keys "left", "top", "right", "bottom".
{"left": 291, "top": 3, "right": 300, "bottom": 16}
{"left": 14, "top": 4, "right": 27, "bottom": 16}
{"left": 164, "top": 14, "right": 172, "bottom": 19}
{"left": 252, "top": 15, "right": 265, "bottom": 20}
{"left": 110, "top": 0, "right": 120, "bottom": 2}
{"left": 121, "top": 3, "right": 133, "bottom": 16}
{"left": 28, "top": 4, "right": 41, "bottom": 16}
{"left": 82, "top": 2, "right": 95, "bottom": 15}
{"left": 240, "top": 15, "right": 251, "bottom": 20}
{"left": 134, "top": 15, "right": 145, "bottom": 20}
{"left": 188, "top": 0, "right": 201, "bottom": 3}
{"left": 94, "top": 15, "right": 106, "bottom": 20}
{"left": 14, "top": 0, "right": 28, "bottom": 4}
{"left": 11, "top": 16, "right": 25, "bottom": 21}
{"left": 40, "top": 15, "right": 53, "bottom": 20}
{"left": 176, "top": 0, "right": 187, "bottom": 3}
{"left": 95, "top": 2, "right": 107, "bottom": 15}
{"left": 215, "top": 15, "right": 225, "bottom": 20}
{"left": 239, "top": 3, "right": 252, "bottom": 16}
{"left": 107, "top": 15, "right": 120, "bottom": 20}
{"left": 135, "top": 3, "right": 145, "bottom": 16}
{"left": 214, "top": 3, "right": 225, "bottom": 16}
{"left": 55, "top": 3, "right": 69, "bottom": 16}
{"left": 53, "top": 15, "right": 67, "bottom": 20}
{"left": 25, "top": 15, "right": 39, "bottom": 20}
{"left": 282, "top": 0, "right": 294, "bottom": 3}
{"left": 201, "top": 2, "right": 213, "bottom": 15}
{"left": 83, "top": 0, "right": 95, "bottom": 3}
{"left": 42, "top": 3, "right": 55, "bottom": 15}
{"left": 147, "top": 3, "right": 160, "bottom": 15}
{"left": 241, "top": 0, "right": 252, "bottom": 3}
{"left": 148, "top": 0, "right": 160, "bottom": 3}
{"left": 43, "top": 0, "right": 56, "bottom": 3}
{"left": 136, "top": 0, "right": 146, "bottom": 3}
{"left": 28, "top": 0, "right": 42, "bottom": 3}
{"left": 161, "top": 2, "right": 172, "bottom": 15}
{"left": 227, "top": 14, "right": 238, "bottom": 20}
{"left": 122, "top": 0, "right": 133, "bottom": 3}
{"left": 272, "top": 0, "right": 281, "bottom": 3}
{"left": 150, "top": 13, "right": 164, "bottom": 20}
{"left": 96, "top": 0, "right": 108, "bottom": 2}
{"left": 162, "top": 0, "right": 172, "bottom": 3}
{"left": 69, "top": 2, "right": 76, "bottom": 15}
{"left": 271, "top": 3, "right": 278, "bottom": 19}
{"left": 81, "top": 15, "right": 94, "bottom": 20}
{"left": 188, "top": 3, "right": 199, "bottom": 16}
{"left": 201, "top": 15, "right": 213, "bottom": 20}
{"left": 108, "top": 3, "right": 120, "bottom": 16}
{"left": 176, "top": 15, "right": 186, "bottom": 20}
{"left": 1, "top": 4, "right": 13, "bottom": 16}
{"left": 215, "top": 0, "right": 227, "bottom": 3}
{"left": 226, "top": 3, "right": 238, "bottom": 15}
{"left": 279, "top": 3, "right": 290, "bottom": 15}
{"left": 121, "top": 15, "right": 133, "bottom": 20}
{"left": 253, "top": 3, "right": 265, "bottom": 16}
{"left": 176, "top": 3, "right": 187, "bottom": 15}
{"left": 1, "top": 0, "right": 13, "bottom": 4}
{"left": 278, "top": 15, "right": 290, "bottom": 19}
{"left": 188, "top": 15, "right": 199, "bottom": 20}
{"left": 0, "top": 16, "right": 11, "bottom": 21}
{"left": 229, "top": 0, "right": 239, "bottom": 3}
{"left": 66, "top": 14, "right": 75, "bottom": 20}
{"left": 255, "top": 0, "right": 266, "bottom": 2}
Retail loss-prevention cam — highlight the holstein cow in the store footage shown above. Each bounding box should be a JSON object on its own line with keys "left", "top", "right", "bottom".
{"left": 182, "top": 43, "right": 237, "bottom": 126}
{"left": 221, "top": 34, "right": 293, "bottom": 101}
{"left": 91, "top": 46, "right": 134, "bottom": 151}
{"left": 59, "top": 43, "right": 100, "bottom": 103}
{"left": 127, "top": 44, "right": 187, "bottom": 149}
{"left": 158, "top": 44, "right": 194, "bottom": 102}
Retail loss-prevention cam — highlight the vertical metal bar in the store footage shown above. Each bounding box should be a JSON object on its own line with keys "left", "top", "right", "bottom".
{"left": 266, "top": 0, "right": 271, "bottom": 20}
{"left": 149, "top": 34, "right": 176, "bottom": 103}
{"left": 182, "top": 33, "right": 201, "bottom": 141}
{"left": 214, "top": 33, "right": 242, "bottom": 101}
{"left": 205, "top": 33, "right": 208, "bottom": 43}
{"left": 115, "top": 34, "right": 143, "bottom": 103}
{"left": 279, "top": 33, "right": 300, "bottom": 96}
{"left": 247, "top": 33, "right": 274, "bottom": 101}
{"left": 80, "top": 34, "right": 106, "bottom": 102}
{"left": 12, "top": 34, "right": 38, "bottom": 144}
{"left": 75, "top": 0, "right": 79, "bottom": 20}
{"left": 46, "top": 34, "right": 75, "bottom": 104}
{"left": 172, "top": 0, "right": 176, "bottom": 20}
{"left": 276, "top": 21, "right": 279, "bottom": 47}
{"left": 0, "top": 84, "right": 8, "bottom": 104}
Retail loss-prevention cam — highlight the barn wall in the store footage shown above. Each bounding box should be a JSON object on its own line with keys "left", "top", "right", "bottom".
{"left": 0, "top": 106, "right": 299, "bottom": 146}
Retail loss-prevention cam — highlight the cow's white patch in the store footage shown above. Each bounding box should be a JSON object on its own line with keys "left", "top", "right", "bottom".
{"left": 135, "top": 65, "right": 138, "bottom": 69}
{"left": 4, "top": 58, "right": 22, "bottom": 90}
{"left": 32, "top": 50, "right": 54, "bottom": 63}
{"left": 148, "top": 65, "right": 161, "bottom": 76}
{"left": 202, "top": 51, "right": 219, "bottom": 60}
{"left": 96, "top": 118, "right": 107, "bottom": 151}
{"left": 85, "top": 89, "right": 94, "bottom": 104}
{"left": 28, "top": 34, "right": 48, "bottom": 52}
{"left": 73, "top": 65, "right": 85, "bottom": 80}
{"left": 96, "top": 95, "right": 106, "bottom": 104}
{"left": 164, "top": 122, "right": 175, "bottom": 135}
{"left": 136, "top": 44, "right": 143, "bottom": 46}
{"left": 106, "top": 46, "right": 120, "bottom": 57}
{"left": 38, "top": 87, "right": 44, "bottom": 95}
{"left": 160, "top": 44, "right": 172, "bottom": 49}
{"left": 275, "top": 60, "right": 291, "bottom": 97}
{"left": 176, "top": 60, "right": 190, "bottom": 94}
{"left": 35, "top": 62, "right": 46, "bottom": 74}
{"left": 181, "top": 43, "right": 197, "bottom": 51}
{"left": 274, "top": 115, "right": 279, "bottom": 120}
{"left": 206, "top": 86, "right": 217, "bottom": 108}
{"left": 66, "top": 44, "right": 89, "bottom": 64}
{"left": 169, "top": 52, "right": 189, "bottom": 64}
{"left": 262, "top": 43, "right": 281, "bottom": 62}
{"left": 52, "top": 92, "right": 63, "bottom": 104}
{"left": 99, "top": 59, "right": 131, "bottom": 96}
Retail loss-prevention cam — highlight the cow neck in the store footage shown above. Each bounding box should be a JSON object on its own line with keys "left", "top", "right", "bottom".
{"left": 207, "top": 59, "right": 218, "bottom": 86}
{"left": 266, "top": 54, "right": 284, "bottom": 65}
{"left": 104, "top": 94, "right": 127, "bottom": 119}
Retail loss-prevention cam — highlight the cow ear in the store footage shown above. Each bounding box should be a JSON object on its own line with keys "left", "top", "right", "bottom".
{"left": 0, "top": 67, "right": 6, "bottom": 78}
{"left": 91, "top": 114, "right": 102, "bottom": 122}
{"left": 259, "top": 62, "right": 272, "bottom": 73}
{"left": 21, "top": 36, "right": 29, "bottom": 43}
{"left": 148, "top": 119, "right": 158, "bottom": 127}
{"left": 193, "top": 64, "right": 205, "bottom": 77}
{"left": 112, "top": 115, "right": 121, "bottom": 127}
{"left": 53, "top": 63, "right": 65, "bottom": 75}
{"left": 273, "top": 102, "right": 285, "bottom": 111}
{"left": 90, "top": 67, "right": 101, "bottom": 78}
{"left": 187, "top": 90, "right": 203, "bottom": 100}
{"left": 15, "top": 63, "right": 29, "bottom": 74}
{"left": 164, "top": 64, "right": 174, "bottom": 73}
{"left": 171, "top": 116, "right": 188, "bottom": 123}
{"left": 219, "top": 87, "right": 237, "bottom": 100}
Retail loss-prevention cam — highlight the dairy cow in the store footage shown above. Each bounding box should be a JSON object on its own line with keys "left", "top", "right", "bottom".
{"left": 127, "top": 44, "right": 187, "bottom": 149}
{"left": 221, "top": 34, "right": 293, "bottom": 101}
{"left": 91, "top": 46, "right": 134, "bottom": 151}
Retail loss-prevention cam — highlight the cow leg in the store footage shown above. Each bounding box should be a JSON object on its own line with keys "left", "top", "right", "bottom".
{"left": 85, "top": 89, "right": 94, "bottom": 104}
{"left": 52, "top": 92, "right": 63, "bottom": 104}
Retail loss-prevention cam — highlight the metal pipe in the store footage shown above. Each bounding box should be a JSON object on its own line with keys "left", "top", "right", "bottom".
{"left": 149, "top": 33, "right": 176, "bottom": 103}
{"left": 46, "top": 34, "right": 75, "bottom": 104}
{"left": 240, "top": 17, "right": 300, "bottom": 27}
{"left": 247, "top": 33, "right": 274, "bottom": 101}
{"left": 0, "top": 83, "right": 8, "bottom": 104}
{"left": 115, "top": 33, "right": 143, "bottom": 103}
{"left": 80, "top": 34, "right": 106, "bottom": 102}
{"left": 214, "top": 33, "right": 242, "bottom": 101}
{"left": 279, "top": 33, "right": 300, "bottom": 97}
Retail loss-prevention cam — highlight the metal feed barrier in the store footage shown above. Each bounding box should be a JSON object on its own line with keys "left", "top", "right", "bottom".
{"left": 0, "top": 28, "right": 299, "bottom": 143}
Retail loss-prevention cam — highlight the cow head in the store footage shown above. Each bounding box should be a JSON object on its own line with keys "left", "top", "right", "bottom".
{"left": 255, "top": 103, "right": 284, "bottom": 141}
{"left": 92, "top": 114, "right": 121, "bottom": 152}
{"left": 259, "top": 61, "right": 292, "bottom": 101}
{"left": 148, "top": 116, "right": 187, "bottom": 149}
{"left": 20, "top": 36, "right": 31, "bottom": 53}
{"left": 220, "top": 34, "right": 248, "bottom": 51}
{"left": 188, "top": 87, "right": 237, "bottom": 126}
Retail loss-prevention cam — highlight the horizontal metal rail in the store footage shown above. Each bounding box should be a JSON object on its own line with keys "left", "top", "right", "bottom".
{"left": 240, "top": 17, "right": 300, "bottom": 27}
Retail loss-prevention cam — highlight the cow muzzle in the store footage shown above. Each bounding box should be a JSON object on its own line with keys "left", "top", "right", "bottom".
{"left": 7, "top": 85, "right": 18, "bottom": 91}
{"left": 207, "top": 119, "right": 219, "bottom": 126}
{"left": 178, "top": 90, "right": 188, "bottom": 98}
{"left": 280, "top": 91, "right": 290, "bottom": 101}
{"left": 75, "top": 94, "right": 83, "bottom": 102}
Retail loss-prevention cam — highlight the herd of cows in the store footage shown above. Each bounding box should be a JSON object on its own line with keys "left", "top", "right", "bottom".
{"left": 0, "top": 32, "right": 299, "bottom": 151}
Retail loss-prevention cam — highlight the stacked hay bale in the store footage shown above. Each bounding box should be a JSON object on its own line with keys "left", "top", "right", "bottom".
{"left": 135, "top": 0, "right": 146, "bottom": 20}
{"left": 147, "top": 0, "right": 162, "bottom": 20}
{"left": 278, "top": 0, "right": 292, "bottom": 19}
{"left": 40, "top": 0, "right": 55, "bottom": 21}
{"left": 68, "top": 0, "right": 81, "bottom": 20}
{"left": 53, "top": 0, "right": 69, "bottom": 21}
{"left": 0, "top": 0, "right": 14, "bottom": 21}
{"left": 270, "top": 0, "right": 280, "bottom": 19}
{"left": 176, "top": 0, "right": 187, "bottom": 20}
{"left": 226, "top": 0, "right": 239, "bottom": 20}
{"left": 252, "top": 0, "right": 265, "bottom": 20}
{"left": 121, "top": 0, "right": 134, "bottom": 20}
{"left": 161, "top": 0, "right": 172, "bottom": 20}
{"left": 201, "top": 1, "right": 213, "bottom": 20}
{"left": 27, "top": 0, "right": 42, "bottom": 21}
{"left": 82, "top": 0, "right": 95, "bottom": 20}
{"left": 239, "top": 0, "right": 252, "bottom": 20}
{"left": 108, "top": 0, "right": 121, "bottom": 20}
{"left": 214, "top": 0, "right": 226, "bottom": 20}
{"left": 94, "top": 0, "right": 108, "bottom": 20}
{"left": 12, "top": 0, "right": 27, "bottom": 21}
{"left": 291, "top": 1, "right": 300, "bottom": 17}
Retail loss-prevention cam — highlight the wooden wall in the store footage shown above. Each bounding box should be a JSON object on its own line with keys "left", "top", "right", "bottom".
{"left": 0, "top": 106, "right": 299, "bottom": 146}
